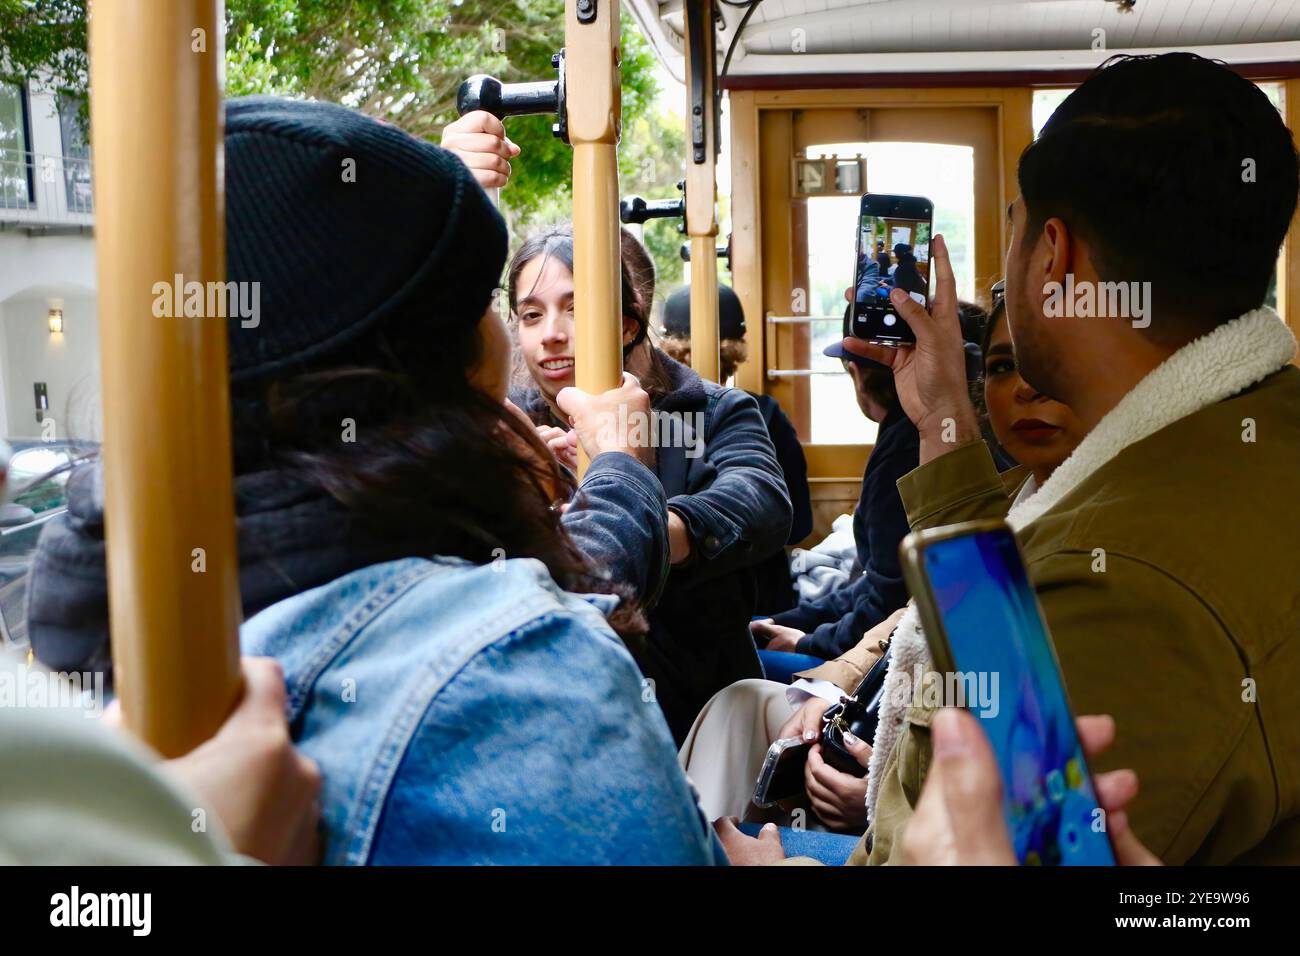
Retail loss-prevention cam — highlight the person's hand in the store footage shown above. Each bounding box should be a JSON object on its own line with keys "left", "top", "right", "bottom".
{"left": 804, "top": 739, "right": 871, "bottom": 832}
{"left": 667, "top": 510, "right": 692, "bottom": 565}
{"left": 714, "top": 817, "right": 787, "bottom": 865}
{"left": 439, "top": 110, "right": 520, "bottom": 189}
{"left": 536, "top": 424, "right": 578, "bottom": 471}
{"left": 898, "top": 708, "right": 1162, "bottom": 866}
{"left": 556, "top": 372, "right": 655, "bottom": 468}
{"left": 840, "top": 235, "right": 980, "bottom": 464}
{"left": 776, "top": 695, "right": 832, "bottom": 744}
{"left": 163, "top": 658, "right": 322, "bottom": 866}
{"left": 749, "top": 619, "right": 805, "bottom": 653}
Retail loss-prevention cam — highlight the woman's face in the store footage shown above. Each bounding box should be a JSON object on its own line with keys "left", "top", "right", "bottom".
{"left": 513, "top": 253, "right": 637, "bottom": 404}
{"left": 983, "top": 313, "right": 1086, "bottom": 477}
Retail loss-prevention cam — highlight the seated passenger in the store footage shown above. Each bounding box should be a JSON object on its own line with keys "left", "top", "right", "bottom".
{"left": 28, "top": 97, "right": 721, "bottom": 865}
{"left": 751, "top": 300, "right": 986, "bottom": 668}
{"left": 503, "top": 225, "right": 792, "bottom": 745}
{"left": 750, "top": 306, "right": 919, "bottom": 665}
{"left": 725, "top": 52, "right": 1300, "bottom": 866}
{"left": 658, "top": 283, "right": 814, "bottom": 613}
{"left": 684, "top": 294, "right": 1084, "bottom": 831}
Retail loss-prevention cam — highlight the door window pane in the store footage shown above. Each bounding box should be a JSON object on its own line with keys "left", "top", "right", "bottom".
{"left": 804, "top": 141, "right": 975, "bottom": 444}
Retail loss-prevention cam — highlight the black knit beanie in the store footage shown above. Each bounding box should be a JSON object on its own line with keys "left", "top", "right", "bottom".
{"left": 661, "top": 283, "right": 747, "bottom": 340}
{"left": 224, "top": 96, "right": 507, "bottom": 384}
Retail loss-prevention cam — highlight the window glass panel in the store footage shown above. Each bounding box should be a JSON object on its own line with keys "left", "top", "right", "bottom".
{"left": 57, "top": 93, "right": 93, "bottom": 213}
{"left": 1032, "top": 88, "right": 1072, "bottom": 139}
{"left": 0, "top": 82, "right": 31, "bottom": 207}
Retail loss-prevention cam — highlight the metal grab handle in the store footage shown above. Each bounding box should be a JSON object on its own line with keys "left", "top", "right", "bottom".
{"left": 767, "top": 314, "right": 843, "bottom": 324}
{"left": 89, "top": 0, "right": 243, "bottom": 757}
{"left": 456, "top": 51, "right": 568, "bottom": 141}
{"left": 766, "top": 368, "right": 849, "bottom": 378}
{"left": 620, "top": 194, "right": 685, "bottom": 224}
{"left": 457, "top": 74, "right": 558, "bottom": 119}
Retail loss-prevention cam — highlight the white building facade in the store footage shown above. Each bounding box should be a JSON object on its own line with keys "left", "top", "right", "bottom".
{"left": 0, "top": 75, "right": 100, "bottom": 442}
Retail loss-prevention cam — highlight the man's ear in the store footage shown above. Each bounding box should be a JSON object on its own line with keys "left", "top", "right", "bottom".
{"left": 1040, "top": 216, "right": 1073, "bottom": 289}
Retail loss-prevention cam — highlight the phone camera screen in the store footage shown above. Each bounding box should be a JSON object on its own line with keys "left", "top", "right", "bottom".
{"left": 853, "top": 209, "right": 931, "bottom": 345}
{"left": 922, "top": 529, "right": 1116, "bottom": 866}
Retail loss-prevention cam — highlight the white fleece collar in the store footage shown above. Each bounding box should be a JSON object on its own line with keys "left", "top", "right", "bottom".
{"left": 865, "top": 307, "right": 1297, "bottom": 825}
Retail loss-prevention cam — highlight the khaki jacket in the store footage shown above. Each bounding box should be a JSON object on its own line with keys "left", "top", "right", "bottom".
{"left": 836, "top": 366, "right": 1300, "bottom": 865}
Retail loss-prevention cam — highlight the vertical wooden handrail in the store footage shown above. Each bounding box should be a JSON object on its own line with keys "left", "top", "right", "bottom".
{"left": 684, "top": 0, "right": 720, "bottom": 382}
{"left": 89, "top": 0, "right": 242, "bottom": 757}
{"left": 566, "top": 0, "right": 624, "bottom": 473}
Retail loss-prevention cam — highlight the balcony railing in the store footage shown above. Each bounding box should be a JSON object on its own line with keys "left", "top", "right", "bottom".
{"left": 0, "top": 147, "right": 94, "bottom": 233}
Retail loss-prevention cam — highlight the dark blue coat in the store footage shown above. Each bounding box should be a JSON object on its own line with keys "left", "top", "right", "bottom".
{"left": 771, "top": 404, "right": 918, "bottom": 659}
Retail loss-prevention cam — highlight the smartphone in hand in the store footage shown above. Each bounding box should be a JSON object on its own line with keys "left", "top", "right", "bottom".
{"left": 851, "top": 193, "right": 933, "bottom": 346}
{"left": 900, "top": 519, "right": 1117, "bottom": 866}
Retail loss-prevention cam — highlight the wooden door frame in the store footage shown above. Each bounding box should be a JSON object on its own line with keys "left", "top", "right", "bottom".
{"left": 729, "top": 87, "right": 1033, "bottom": 479}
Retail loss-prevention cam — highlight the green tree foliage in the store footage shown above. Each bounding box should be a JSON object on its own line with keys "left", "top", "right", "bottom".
{"left": 0, "top": 0, "right": 86, "bottom": 97}
{"left": 1, "top": 0, "right": 689, "bottom": 276}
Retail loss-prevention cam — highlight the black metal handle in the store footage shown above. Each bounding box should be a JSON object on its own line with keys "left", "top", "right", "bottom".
{"left": 620, "top": 195, "right": 685, "bottom": 225}
{"left": 679, "top": 238, "right": 732, "bottom": 265}
{"left": 457, "top": 75, "right": 559, "bottom": 119}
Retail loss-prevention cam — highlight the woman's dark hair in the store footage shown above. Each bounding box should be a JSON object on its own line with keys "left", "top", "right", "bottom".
{"left": 971, "top": 298, "right": 1009, "bottom": 463}
{"left": 1018, "top": 52, "right": 1299, "bottom": 336}
{"left": 659, "top": 334, "right": 749, "bottom": 383}
{"left": 506, "top": 223, "right": 672, "bottom": 411}
{"left": 230, "top": 295, "right": 646, "bottom": 641}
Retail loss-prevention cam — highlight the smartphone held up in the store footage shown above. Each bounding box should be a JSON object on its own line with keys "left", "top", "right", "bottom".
{"left": 850, "top": 193, "right": 934, "bottom": 346}
{"left": 900, "top": 520, "right": 1117, "bottom": 866}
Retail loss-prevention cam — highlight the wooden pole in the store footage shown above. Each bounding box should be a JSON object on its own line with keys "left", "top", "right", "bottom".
{"left": 566, "top": 0, "right": 625, "bottom": 472}
{"left": 684, "top": 0, "right": 720, "bottom": 382}
{"left": 89, "top": 0, "right": 242, "bottom": 756}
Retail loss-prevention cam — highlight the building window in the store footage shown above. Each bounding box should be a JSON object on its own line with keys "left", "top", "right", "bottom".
{"left": 57, "top": 92, "right": 92, "bottom": 213}
{"left": 0, "top": 81, "right": 33, "bottom": 208}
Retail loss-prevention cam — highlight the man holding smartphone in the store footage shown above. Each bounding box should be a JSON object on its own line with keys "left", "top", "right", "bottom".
{"left": 719, "top": 51, "right": 1300, "bottom": 867}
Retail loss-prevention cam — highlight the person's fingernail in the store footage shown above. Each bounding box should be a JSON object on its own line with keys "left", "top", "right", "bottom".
{"left": 842, "top": 731, "right": 860, "bottom": 747}
{"left": 762, "top": 822, "right": 777, "bottom": 832}
{"left": 932, "top": 708, "right": 972, "bottom": 757}
{"left": 890, "top": 288, "right": 906, "bottom": 304}
{"left": 803, "top": 728, "right": 818, "bottom": 741}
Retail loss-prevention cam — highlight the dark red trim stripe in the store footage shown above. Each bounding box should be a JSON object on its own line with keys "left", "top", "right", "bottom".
{"left": 721, "top": 60, "right": 1300, "bottom": 91}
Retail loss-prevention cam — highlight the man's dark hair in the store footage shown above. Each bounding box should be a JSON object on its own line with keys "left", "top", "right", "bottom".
{"left": 1018, "top": 52, "right": 1298, "bottom": 336}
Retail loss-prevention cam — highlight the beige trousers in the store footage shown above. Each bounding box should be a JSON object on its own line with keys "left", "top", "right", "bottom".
{"left": 678, "top": 678, "right": 795, "bottom": 821}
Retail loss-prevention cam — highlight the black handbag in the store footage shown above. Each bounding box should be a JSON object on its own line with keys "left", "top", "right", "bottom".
{"left": 819, "top": 641, "right": 891, "bottom": 777}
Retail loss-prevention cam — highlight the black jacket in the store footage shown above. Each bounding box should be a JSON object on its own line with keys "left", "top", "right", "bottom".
{"left": 514, "top": 351, "right": 792, "bottom": 742}
{"left": 771, "top": 404, "right": 918, "bottom": 659}
{"left": 749, "top": 393, "right": 812, "bottom": 613}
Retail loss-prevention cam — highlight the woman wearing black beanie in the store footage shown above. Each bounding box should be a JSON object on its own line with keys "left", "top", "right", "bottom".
{"left": 27, "top": 97, "right": 721, "bottom": 865}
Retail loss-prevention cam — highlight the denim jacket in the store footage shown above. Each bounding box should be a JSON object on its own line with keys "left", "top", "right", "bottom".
{"left": 241, "top": 554, "right": 724, "bottom": 865}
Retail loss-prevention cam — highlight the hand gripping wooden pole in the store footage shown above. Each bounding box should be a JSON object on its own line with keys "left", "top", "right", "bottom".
{"left": 89, "top": 0, "right": 243, "bottom": 756}
{"left": 684, "top": 0, "right": 720, "bottom": 382}
{"left": 566, "top": 0, "right": 623, "bottom": 473}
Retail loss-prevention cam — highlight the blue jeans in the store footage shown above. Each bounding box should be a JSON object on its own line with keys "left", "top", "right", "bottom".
{"left": 758, "top": 648, "right": 826, "bottom": 684}
{"left": 738, "top": 822, "right": 859, "bottom": 866}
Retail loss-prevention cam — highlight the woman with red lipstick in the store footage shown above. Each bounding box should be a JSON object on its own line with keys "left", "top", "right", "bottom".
{"left": 979, "top": 293, "right": 1087, "bottom": 495}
